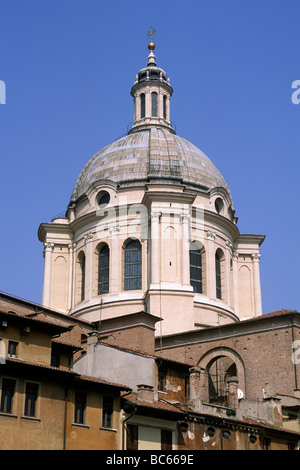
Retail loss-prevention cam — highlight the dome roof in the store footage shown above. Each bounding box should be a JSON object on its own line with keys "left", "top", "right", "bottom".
{"left": 70, "top": 127, "right": 231, "bottom": 202}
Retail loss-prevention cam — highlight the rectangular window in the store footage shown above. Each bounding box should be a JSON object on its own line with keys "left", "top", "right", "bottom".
{"left": 158, "top": 370, "right": 167, "bottom": 392}
{"left": 1, "top": 378, "right": 16, "bottom": 413}
{"left": 152, "top": 92, "right": 158, "bottom": 117}
{"left": 102, "top": 396, "right": 114, "bottom": 428}
{"left": 126, "top": 424, "right": 138, "bottom": 450}
{"left": 24, "top": 382, "right": 38, "bottom": 417}
{"left": 190, "top": 249, "right": 202, "bottom": 294}
{"left": 8, "top": 341, "right": 18, "bottom": 358}
{"left": 74, "top": 391, "right": 86, "bottom": 424}
{"left": 161, "top": 429, "right": 172, "bottom": 450}
{"left": 50, "top": 353, "right": 60, "bottom": 368}
{"left": 215, "top": 253, "right": 222, "bottom": 300}
{"left": 140, "top": 94, "right": 145, "bottom": 119}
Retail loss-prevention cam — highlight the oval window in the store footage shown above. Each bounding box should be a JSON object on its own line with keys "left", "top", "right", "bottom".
{"left": 97, "top": 191, "right": 110, "bottom": 209}
{"left": 215, "top": 197, "right": 224, "bottom": 214}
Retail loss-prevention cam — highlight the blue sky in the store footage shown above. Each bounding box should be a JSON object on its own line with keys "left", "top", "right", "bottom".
{"left": 0, "top": 0, "right": 299, "bottom": 314}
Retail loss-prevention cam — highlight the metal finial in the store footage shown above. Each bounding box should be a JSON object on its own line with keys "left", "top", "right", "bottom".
{"left": 146, "top": 27, "right": 157, "bottom": 41}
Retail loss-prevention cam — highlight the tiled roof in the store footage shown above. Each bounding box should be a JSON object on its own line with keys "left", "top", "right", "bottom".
{"left": 5, "top": 357, "right": 130, "bottom": 390}
{"left": 0, "top": 309, "right": 69, "bottom": 331}
{"left": 121, "top": 392, "right": 186, "bottom": 415}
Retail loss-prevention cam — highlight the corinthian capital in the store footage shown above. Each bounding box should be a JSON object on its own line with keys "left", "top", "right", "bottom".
{"left": 44, "top": 242, "right": 54, "bottom": 252}
{"left": 251, "top": 253, "right": 261, "bottom": 262}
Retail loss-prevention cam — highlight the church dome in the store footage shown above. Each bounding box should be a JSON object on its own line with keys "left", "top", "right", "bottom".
{"left": 70, "top": 42, "right": 231, "bottom": 204}
{"left": 70, "top": 128, "right": 230, "bottom": 203}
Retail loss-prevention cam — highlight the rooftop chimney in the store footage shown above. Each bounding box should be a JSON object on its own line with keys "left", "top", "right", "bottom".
{"left": 137, "top": 384, "right": 155, "bottom": 403}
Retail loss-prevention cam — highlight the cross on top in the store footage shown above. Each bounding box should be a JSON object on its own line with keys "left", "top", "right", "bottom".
{"left": 146, "top": 27, "right": 157, "bottom": 40}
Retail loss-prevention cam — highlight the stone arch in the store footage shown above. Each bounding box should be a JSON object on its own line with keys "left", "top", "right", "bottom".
{"left": 197, "top": 347, "right": 246, "bottom": 404}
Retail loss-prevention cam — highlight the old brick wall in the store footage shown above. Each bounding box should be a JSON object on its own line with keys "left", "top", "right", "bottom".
{"left": 157, "top": 315, "right": 300, "bottom": 401}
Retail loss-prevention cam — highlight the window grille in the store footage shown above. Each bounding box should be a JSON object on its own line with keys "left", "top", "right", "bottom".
{"left": 124, "top": 240, "right": 142, "bottom": 291}
{"left": 98, "top": 245, "right": 109, "bottom": 295}
{"left": 190, "top": 248, "right": 202, "bottom": 293}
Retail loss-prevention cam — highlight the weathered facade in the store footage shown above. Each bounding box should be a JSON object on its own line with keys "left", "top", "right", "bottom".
{"left": 0, "top": 298, "right": 130, "bottom": 450}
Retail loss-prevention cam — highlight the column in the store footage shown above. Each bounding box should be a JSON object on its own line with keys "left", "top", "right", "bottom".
{"left": 232, "top": 251, "right": 240, "bottom": 315}
{"left": 150, "top": 211, "right": 161, "bottom": 286}
{"left": 67, "top": 243, "right": 75, "bottom": 310}
{"left": 42, "top": 242, "right": 54, "bottom": 307}
{"left": 109, "top": 225, "right": 120, "bottom": 294}
{"left": 181, "top": 213, "right": 191, "bottom": 287}
{"left": 225, "top": 240, "right": 233, "bottom": 307}
{"left": 207, "top": 231, "right": 216, "bottom": 299}
{"left": 251, "top": 253, "right": 262, "bottom": 316}
{"left": 84, "top": 232, "right": 93, "bottom": 301}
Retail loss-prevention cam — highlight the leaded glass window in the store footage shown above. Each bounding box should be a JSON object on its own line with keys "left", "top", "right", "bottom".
{"left": 98, "top": 245, "right": 109, "bottom": 295}
{"left": 151, "top": 92, "right": 158, "bottom": 117}
{"left": 140, "top": 93, "right": 145, "bottom": 118}
{"left": 163, "top": 95, "right": 167, "bottom": 119}
{"left": 190, "top": 248, "right": 202, "bottom": 294}
{"left": 79, "top": 253, "right": 85, "bottom": 301}
{"left": 124, "top": 240, "right": 142, "bottom": 291}
{"left": 215, "top": 251, "right": 222, "bottom": 299}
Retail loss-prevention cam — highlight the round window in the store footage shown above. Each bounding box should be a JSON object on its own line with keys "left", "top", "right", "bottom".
{"left": 97, "top": 191, "right": 110, "bottom": 209}
{"left": 207, "top": 427, "right": 215, "bottom": 437}
{"left": 222, "top": 429, "right": 231, "bottom": 440}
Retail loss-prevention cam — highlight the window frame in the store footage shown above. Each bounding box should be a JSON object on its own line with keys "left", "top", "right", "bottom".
{"left": 78, "top": 252, "right": 86, "bottom": 302}
{"left": 140, "top": 93, "right": 145, "bottom": 118}
{"left": 215, "top": 250, "right": 222, "bottom": 300}
{"left": 124, "top": 240, "right": 142, "bottom": 291}
{"left": 102, "top": 395, "right": 114, "bottom": 429}
{"left": 74, "top": 390, "right": 87, "bottom": 425}
{"left": 151, "top": 92, "right": 158, "bottom": 117}
{"left": 7, "top": 340, "right": 18, "bottom": 358}
{"left": 0, "top": 377, "right": 16, "bottom": 414}
{"left": 190, "top": 247, "right": 203, "bottom": 294}
{"left": 98, "top": 244, "right": 110, "bottom": 295}
{"left": 24, "top": 381, "right": 39, "bottom": 418}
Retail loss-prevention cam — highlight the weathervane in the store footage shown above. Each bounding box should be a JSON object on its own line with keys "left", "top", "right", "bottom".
{"left": 146, "top": 27, "right": 157, "bottom": 41}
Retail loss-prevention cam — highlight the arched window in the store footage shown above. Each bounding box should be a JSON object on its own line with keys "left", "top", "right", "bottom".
{"left": 78, "top": 252, "right": 86, "bottom": 301}
{"left": 190, "top": 247, "right": 202, "bottom": 294}
{"left": 151, "top": 92, "right": 158, "bottom": 117}
{"left": 215, "top": 251, "right": 222, "bottom": 299}
{"left": 163, "top": 95, "right": 167, "bottom": 120}
{"left": 98, "top": 245, "right": 109, "bottom": 295}
{"left": 140, "top": 93, "right": 145, "bottom": 118}
{"left": 124, "top": 240, "right": 142, "bottom": 291}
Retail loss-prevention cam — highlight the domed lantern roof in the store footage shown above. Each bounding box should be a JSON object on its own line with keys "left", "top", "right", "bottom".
{"left": 70, "top": 41, "right": 231, "bottom": 205}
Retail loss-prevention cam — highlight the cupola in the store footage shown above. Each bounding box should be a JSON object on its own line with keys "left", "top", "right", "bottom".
{"left": 129, "top": 42, "right": 174, "bottom": 134}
